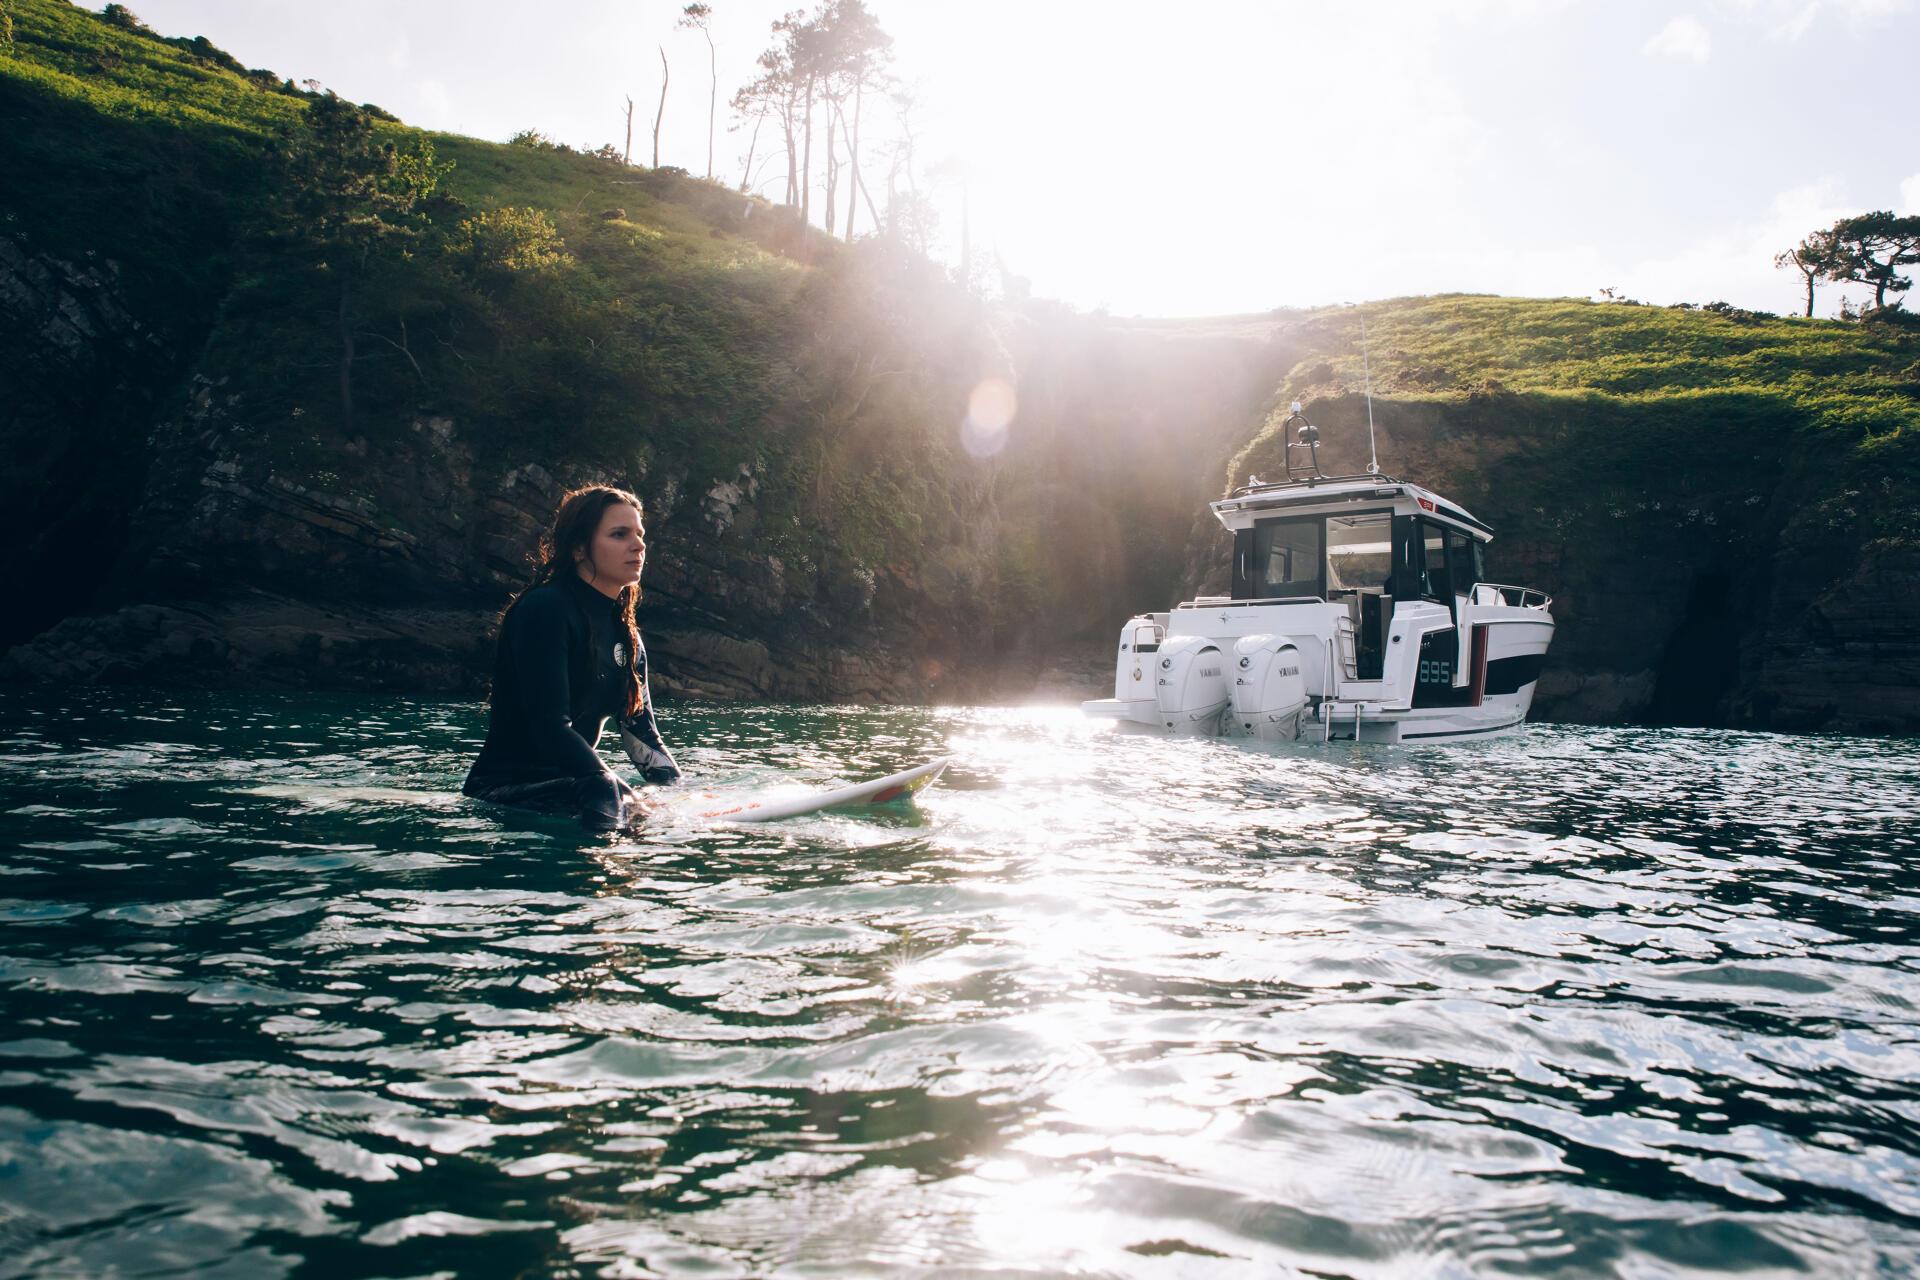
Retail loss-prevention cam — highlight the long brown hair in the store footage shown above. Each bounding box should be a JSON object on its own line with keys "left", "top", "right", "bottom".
{"left": 505, "top": 484, "right": 646, "bottom": 717}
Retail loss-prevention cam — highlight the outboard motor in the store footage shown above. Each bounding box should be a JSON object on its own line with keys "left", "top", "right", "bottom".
{"left": 1090, "top": 615, "right": 1164, "bottom": 729}
{"left": 1155, "top": 635, "right": 1230, "bottom": 735}
{"left": 1229, "top": 634, "right": 1307, "bottom": 741}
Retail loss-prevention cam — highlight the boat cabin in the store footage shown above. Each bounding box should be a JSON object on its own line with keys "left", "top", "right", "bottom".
{"left": 1212, "top": 477, "right": 1491, "bottom": 681}
{"left": 1083, "top": 400, "right": 1554, "bottom": 743}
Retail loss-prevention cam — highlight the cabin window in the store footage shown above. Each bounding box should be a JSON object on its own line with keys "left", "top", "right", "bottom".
{"left": 1393, "top": 516, "right": 1487, "bottom": 603}
{"left": 1233, "top": 517, "right": 1323, "bottom": 600}
{"left": 1421, "top": 522, "right": 1452, "bottom": 600}
{"left": 1326, "top": 512, "right": 1394, "bottom": 594}
{"left": 1446, "top": 527, "right": 1481, "bottom": 596}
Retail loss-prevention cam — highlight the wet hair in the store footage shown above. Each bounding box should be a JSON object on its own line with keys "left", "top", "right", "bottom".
{"left": 502, "top": 484, "right": 646, "bottom": 717}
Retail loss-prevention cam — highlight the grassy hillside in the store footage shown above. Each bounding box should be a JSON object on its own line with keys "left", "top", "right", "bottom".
{"left": 1237, "top": 294, "right": 1914, "bottom": 460}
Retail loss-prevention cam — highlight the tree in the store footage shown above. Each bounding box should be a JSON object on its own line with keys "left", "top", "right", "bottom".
{"left": 881, "top": 84, "right": 930, "bottom": 248}
{"left": 1828, "top": 211, "right": 1920, "bottom": 312}
{"left": 652, "top": 44, "right": 669, "bottom": 168}
{"left": 99, "top": 4, "right": 147, "bottom": 31}
{"left": 1775, "top": 229, "right": 1838, "bottom": 319}
{"left": 679, "top": 3, "right": 716, "bottom": 180}
{"left": 818, "top": 0, "right": 892, "bottom": 241}
{"left": 776, "top": 9, "right": 824, "bottom": 225}
{"left": 281, "top": 94, "right": 452, "bottom": 429}
{"left": 745, "top": 2, "right": 893, "bottom": 234}
{"left": 731, "top": 43, "right": 796, "bottom": 198}
{"left": 623, "top": 94, "right": 634, "bottom": 165}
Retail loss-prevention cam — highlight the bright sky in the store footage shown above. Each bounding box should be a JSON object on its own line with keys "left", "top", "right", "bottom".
{"left": 127, "top": 0, "right": 1920, "bottom": 317}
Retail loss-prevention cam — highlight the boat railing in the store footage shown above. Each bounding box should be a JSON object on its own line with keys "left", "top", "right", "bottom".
{"left": 1472, "top": 583, "right": 1552, "bottom": 610}
{"left": 1227, "top": 473, "right": 1400, "bottom": 499}
{"left": 1178, "top": 596, "right": 1327, "bottom": 610}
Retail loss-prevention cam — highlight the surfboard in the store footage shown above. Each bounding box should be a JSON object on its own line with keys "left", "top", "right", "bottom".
{"left": 672, "top": 757, "right": 949, "bottom": 824}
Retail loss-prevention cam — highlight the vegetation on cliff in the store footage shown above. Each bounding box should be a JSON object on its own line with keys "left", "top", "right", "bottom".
{"left": 3, "top": 1, "right": 1917, "bottom": 728}
{"left": 1231, "top": 294, "right": 1917, "bottom": 541}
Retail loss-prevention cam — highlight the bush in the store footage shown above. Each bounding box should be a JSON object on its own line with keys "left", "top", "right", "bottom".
{"left": 507, "top": 129, "right": 569, "bottom": 153}
{"left": 449, "top": 206, "right": 569, "bottom": 275}
{"left": 99, "top": 4, "right": 147, "bottom": 32}
{"left": 1863, "top": 306, "right": 1920, "bottom": 331}
{"left": 1703, "top": 300, "right": 1776, "bottom": 323}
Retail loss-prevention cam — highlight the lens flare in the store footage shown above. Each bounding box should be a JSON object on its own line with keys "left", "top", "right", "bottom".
{"left": 961, "top": 377, "right": 1017, "bottom": 458}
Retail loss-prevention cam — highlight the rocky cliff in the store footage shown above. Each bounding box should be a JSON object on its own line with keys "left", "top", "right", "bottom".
{"left": 0, "top": 239, "right": 1289, "bottom": 705}
{"left": 4, "top": 2, "right": 1916, "bottom": 731}
{"left": 1200, "top": 298, "right": 1920, "bottom": 734}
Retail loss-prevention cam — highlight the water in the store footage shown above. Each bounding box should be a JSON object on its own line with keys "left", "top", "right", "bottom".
{"left": 1, "top": 689, "right": 1918, "bottom": 1279}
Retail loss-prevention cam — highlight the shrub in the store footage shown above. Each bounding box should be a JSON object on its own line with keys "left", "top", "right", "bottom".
{"left": 1863, "top": 306, "right": 1920, "bottom": 331}
{"left": 507, "top": 129, "right": 569, "bottom": 152}
{"left": 449, "top": 206, "right": 569, "bottom": 275}
{"left": 99, "top": 4, "right": 148, "bottom": 32}
{"left": 1703, "top": 300, "right": 1776, "bottom": 323}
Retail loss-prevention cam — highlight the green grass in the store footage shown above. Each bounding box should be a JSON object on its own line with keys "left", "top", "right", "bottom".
{"left": 1271, "top": 294, "right": 1916, "bottom": 441}
{"left": 1225, "top": 295, "right": 1919, "bottom": 552}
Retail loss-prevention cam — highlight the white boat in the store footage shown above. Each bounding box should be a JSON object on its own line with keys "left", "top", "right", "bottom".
{"left": 1083, "top": 403, "right": 1554, "bottom": 744}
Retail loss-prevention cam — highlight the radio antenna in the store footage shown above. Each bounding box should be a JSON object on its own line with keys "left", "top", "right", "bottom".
{"left": 1361, "top": 316, "right": 1380, "bottom": 476}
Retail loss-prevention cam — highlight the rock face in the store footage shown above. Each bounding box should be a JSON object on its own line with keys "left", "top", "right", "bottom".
{"left": 0, "top": 236, "right": 175, "bottom": 648}
{"left": 1747, "top": 541, "right": 1920, "bottom": 733}
{"left": 0, "top": 218, "right": 1296, "bottom": 706}
{"left": 0, "top": 364, "right": 944, "bottom": 701}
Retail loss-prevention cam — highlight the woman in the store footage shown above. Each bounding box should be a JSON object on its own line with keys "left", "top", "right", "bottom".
{"left": 464, "top": 485, "right": 680, "bottom": 831}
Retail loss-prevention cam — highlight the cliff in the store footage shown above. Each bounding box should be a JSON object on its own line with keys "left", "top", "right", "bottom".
{"left": 1199, "top": 299, "right": 1920, "bottom": 732}
{"left": 3, "top": 2, "right": 1916, "bottom": 731}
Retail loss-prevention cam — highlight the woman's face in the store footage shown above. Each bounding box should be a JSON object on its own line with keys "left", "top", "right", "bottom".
{"left": 575, "top": 503, "right": 645, "bottom": 592}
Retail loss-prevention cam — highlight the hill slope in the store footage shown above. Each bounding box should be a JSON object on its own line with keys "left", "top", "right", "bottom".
{"left": 3, "top": 1, "right": 1916, "bottom": 730}
{"left": 0, "top": 0, "right": 1284, "bottom": 701}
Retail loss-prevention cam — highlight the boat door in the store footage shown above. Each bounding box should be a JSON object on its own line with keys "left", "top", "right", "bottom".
{"left": 1399, "top": 517, "right": 1475, "bottom": 707}
{"left": 1445, "top": 526, "right": 1479, "bottom": 691}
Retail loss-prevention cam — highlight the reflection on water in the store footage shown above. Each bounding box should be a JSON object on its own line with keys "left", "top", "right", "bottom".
{"left": 1, "top": 689, "right": 1918, "bottom": 1277}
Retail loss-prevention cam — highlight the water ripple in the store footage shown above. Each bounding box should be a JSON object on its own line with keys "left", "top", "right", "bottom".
{"left": 1, "top": 690, "right": 1918, "bottom": 1276}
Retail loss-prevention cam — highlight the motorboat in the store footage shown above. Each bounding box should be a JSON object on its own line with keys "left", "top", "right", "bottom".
{"left": 1082, "top": 402, "right": 1554, "bottom": 743}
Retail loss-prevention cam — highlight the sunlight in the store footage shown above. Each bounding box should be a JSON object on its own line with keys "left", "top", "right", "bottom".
{"left": 961, "top": 377, "right": 1016, "bottom": 458}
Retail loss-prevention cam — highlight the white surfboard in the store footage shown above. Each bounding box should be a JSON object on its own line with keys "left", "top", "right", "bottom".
{"left": 672, "top": 757, "right": 949, "bottom": 824}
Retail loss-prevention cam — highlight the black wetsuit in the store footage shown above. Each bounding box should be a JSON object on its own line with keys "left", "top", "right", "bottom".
{"left": 463, "top": 573, "right": 678, "bottom": 830}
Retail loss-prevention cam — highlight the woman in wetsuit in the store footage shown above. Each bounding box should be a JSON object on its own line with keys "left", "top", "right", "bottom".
{"left": 463, "top": 485, "right": 680, "bottom": 830}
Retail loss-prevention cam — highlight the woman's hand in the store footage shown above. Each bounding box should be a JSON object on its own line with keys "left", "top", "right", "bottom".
{"left": 614, "top": 776, "right": 658, "bottom": 824}
{"left": 639, "top": 753, "right": 681, "bottom": 786}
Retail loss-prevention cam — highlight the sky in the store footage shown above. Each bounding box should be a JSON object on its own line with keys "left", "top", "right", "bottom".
{"left": 124, "top": 0, "right": 1920, "bottom": 318}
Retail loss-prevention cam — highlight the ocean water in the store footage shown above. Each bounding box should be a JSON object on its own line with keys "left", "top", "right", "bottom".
{"left": 1, "top": 689, "right": 1917, "bottom": 1279}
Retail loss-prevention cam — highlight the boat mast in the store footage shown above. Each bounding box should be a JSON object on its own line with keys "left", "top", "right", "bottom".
{"left": 1361, "top": 317, "right": 1380, "bottom": 477}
